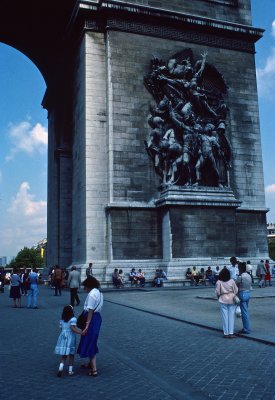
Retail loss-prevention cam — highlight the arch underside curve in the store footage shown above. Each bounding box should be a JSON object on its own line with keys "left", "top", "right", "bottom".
{"left": 0, "top": 0, "right": 76, "bottom": 85}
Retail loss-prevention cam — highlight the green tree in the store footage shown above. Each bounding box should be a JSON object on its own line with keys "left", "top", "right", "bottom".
{"left": 6, "top": 247, "right": 43, "bottom": 269}
{"left": 269, "top": 241, "right": 275, "bottom": 261}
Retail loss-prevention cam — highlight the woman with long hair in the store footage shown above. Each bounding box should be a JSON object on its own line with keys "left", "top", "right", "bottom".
{"left": 215, "top": 268, "right": 238, "bottom": 338}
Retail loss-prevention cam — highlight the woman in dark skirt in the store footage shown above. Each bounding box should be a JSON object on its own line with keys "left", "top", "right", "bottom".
{"left": 9, "top": 268, "right": 21, "bottom": 308}
{"left": 77, "top": 276, "right": 103, "bottom": 377}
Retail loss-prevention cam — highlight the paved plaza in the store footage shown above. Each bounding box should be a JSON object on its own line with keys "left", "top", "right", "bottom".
{"left": 1, "top": 284, "right": 275, "bottom": 400}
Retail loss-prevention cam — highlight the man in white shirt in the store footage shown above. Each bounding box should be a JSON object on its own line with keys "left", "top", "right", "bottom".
{"left": 227, "top": 256, "right": 239, "bottom": 281}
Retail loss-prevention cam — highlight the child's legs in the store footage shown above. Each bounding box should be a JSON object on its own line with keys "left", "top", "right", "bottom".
{"left": 60, "top": 355, "right": 67, "bottom": 364}
{"left": 69, "top": 354, "right": 74, "bottom": 366}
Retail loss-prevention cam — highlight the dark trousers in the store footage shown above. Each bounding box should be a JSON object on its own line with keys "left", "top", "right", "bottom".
{"left": 70, "top": 288, "right": 80, "bottom": 306}
{"left": 55, "top": 280, "right": 62, "bottom": 296}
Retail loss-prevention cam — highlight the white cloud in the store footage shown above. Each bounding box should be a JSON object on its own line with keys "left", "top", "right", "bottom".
{"left": 256, "top": 20, "right": 275, "bottom": 98}
{"left": 0, "top": 182, "right": 47, "bottom": 256}
{"left": 256, "top": 48, "right": 275, "bottom": 98}
{"left": 265, "top": 183, "right": 275, "bottom": 194}
{"left": 5, "top": 120, "right": 48, "bottom": 161}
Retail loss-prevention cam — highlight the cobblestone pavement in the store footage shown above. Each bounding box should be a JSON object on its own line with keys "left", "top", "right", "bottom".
{"left": 1, "top": 285, "right": 275, "bottom": 400}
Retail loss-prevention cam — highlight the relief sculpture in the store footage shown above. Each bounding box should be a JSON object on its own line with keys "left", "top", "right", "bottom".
{"left": 144, "top": 48, "right": 232, "bottom": 189}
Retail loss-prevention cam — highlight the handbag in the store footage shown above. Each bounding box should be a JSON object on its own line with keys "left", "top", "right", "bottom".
{"left": 233, "top": 294, "right": 240, "bottom": 305}
{"left": 77, "top": 310, "right": 87, "bottom": 330}
{"left": 77, "top": 292, "right": 102, "bottom": 330}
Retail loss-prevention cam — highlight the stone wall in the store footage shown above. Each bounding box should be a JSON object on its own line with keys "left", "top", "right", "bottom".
{"left": 110, "top": 208, "right": 162, "bottom": 259}
{"left": 170, "top": 207, "right": 236, "bottom": 258}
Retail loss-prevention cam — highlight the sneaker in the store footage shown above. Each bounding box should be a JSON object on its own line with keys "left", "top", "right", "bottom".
{"left": 68, "top": 371, "right": 75, "bottom": 376}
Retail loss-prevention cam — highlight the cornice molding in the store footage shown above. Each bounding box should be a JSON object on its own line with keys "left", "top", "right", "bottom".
{"left": 74, "top": 0, "right": 263, "bottom": 53}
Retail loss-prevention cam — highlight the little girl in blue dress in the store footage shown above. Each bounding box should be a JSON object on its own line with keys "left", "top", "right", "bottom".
{"left": 54, "top": 305, "right": 83, "bottom": 376}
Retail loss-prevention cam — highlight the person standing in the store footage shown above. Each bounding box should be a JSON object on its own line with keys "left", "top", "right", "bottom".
{"left": 256, "top": 260, "right": 266, "bottom": 288}
{"left": 67, "top": 266, "right": 81, "bottom": 307}
{"left": 27, "top": 267, "right": 39, "bottom": 309}
{"left": 20, "top": 268, "right": 29, "bottom": 296}
{"left": 53, "top": 265, "right": 63, "bottom": 296}
{"left": 215, "top": 267, "right": 238, "bottom": 338}
{"left": 86, "top": 263, "right": 93, "bottom": 278}
{"left": 264, "top": 259, "right": 272, "bottom": 287}
{"left": 228, "top": 256, "right": 239, "bottom": 281}
{"left": 9, "top": 268, "right": 21, "bottom": 308}
{"left": 236, "top": 262, "right": 252, "bottom": 334}
{"left": 77, "top": 276, "right": 103, "bottom": 377}
{"left": 246, "top": 260, "right": 254, "bottom": 284}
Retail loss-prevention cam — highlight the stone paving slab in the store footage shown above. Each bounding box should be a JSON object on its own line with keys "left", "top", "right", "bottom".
{"left": 103, "top": 285, "right": 275, "bottom": 344}
{"left": 1, "top": 285, "right": 275, "bottom": 400}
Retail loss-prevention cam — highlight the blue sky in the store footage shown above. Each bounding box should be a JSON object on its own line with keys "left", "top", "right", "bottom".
{"left": 0, "top": 1, "right": 274, "bottom": 258}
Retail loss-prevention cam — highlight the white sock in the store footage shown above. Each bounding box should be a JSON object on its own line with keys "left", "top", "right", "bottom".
{"left": 59, "top": 363, "right": 64, "bottom": 371}
{"left": 69, "top": 366, "right": 73, "bottom": 373}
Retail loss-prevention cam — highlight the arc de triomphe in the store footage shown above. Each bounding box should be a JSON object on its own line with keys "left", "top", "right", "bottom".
{"left": 1, "top": 0, "right": 268, "bottom": 281}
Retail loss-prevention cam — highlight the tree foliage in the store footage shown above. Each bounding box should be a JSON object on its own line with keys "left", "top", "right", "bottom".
{"left": 7, "top": 247, "right": 43, "bottom": 269}
{"left": 269, "top": 241, "right": 275, "bottom": 261}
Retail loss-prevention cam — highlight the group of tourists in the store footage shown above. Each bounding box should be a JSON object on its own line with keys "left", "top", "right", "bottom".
{"left": 7, "top": 267, "right": 40, "bottom": 309}
{"left": 215, "top": 257, "right": 274, "bottom": 338}
{"left": 186, "top": 266, "right": 220, "bottom": 285}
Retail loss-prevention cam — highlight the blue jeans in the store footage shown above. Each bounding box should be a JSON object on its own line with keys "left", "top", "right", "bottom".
{"left": 27, "top": 284, "right": 38, "bottom": 308}
{"left": 239, "top": 291, "right": 250, "bottom": 333}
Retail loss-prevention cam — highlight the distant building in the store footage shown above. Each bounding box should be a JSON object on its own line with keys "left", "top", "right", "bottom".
{"left": 32, "top": 239, "right": 47, "bottom": 263}
{"left": 0, "top": 256, "right": 7, "bottom": 267}
{"left": 267, "top": 223, "right": 275, "bottom": 242}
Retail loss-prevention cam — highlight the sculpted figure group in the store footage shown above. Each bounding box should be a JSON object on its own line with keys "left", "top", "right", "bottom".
{"left": 144, "top": 49, "right": 232, "bottom": 188}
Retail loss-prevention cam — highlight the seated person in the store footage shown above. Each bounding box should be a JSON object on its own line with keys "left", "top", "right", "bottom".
{"left": 185, "top": 267, "right": 195, "bottom": 285}
{"left": 112, "top": 268, "right": 121, "bottom": 288}
{"left": 214, "top": 266, "right": 220, "bottom": 282}
{"left": 205, "top": 266, "right": 216, "bottom": 285}
{"left": 191, "top": 266, "right": 200, "bottom": 285}
{"left": 118, "top": 269, "right": 124, "bottom": 286}
{"left": 137, "top": 268, "right": 146, "bottom": 287}
{"left": 129, "top": 268, "right": 138, "bottom": 287}
{"left": 198, "top": 267, "right": 206, "bottom": 285}
{"left": 153, "top": 268, "right": 167, "bottom": 287}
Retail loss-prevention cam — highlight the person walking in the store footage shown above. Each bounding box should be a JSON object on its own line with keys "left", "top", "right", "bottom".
{"left": 27, "top": 267, "right": 39, "bottom": 309}
{"left": 215, "top": 267, "right": 238, "bottom": 338}
{"left": 9, "top": 268, "right": 21, "bottom": 308}
{"left": 67, "top": 266, "right": 81, "bottom": 307}
{"left": 55, "top": 305, "right": 83, "bottom": 377}
{"left": 236, "top": 262, "right": 252, "bottom": 334}
{"left": 256, "top": 260, "right": 266, "bottom": 288}
{"left": 77, "top": 276, "right": 103, "bottom": 377}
